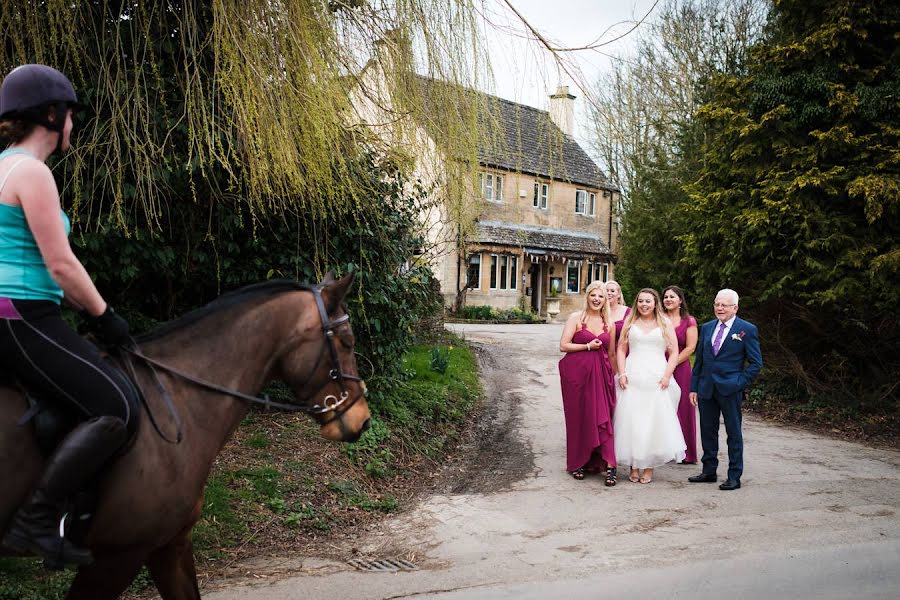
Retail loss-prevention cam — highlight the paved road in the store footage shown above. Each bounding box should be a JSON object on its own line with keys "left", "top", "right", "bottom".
{"left": 202, "top": 323, "right": 900, "bottom": 599}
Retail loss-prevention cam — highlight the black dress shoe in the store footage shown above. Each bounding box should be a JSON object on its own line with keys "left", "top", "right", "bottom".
{"left": 688, "top": 473, "right": 717, "bottom": 483}
{"left": 719, "top": 479, "right": 741, "bottom": 491}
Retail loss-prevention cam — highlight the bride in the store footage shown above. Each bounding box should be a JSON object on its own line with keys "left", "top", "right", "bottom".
{"left": 614, "top": 288, "right": 686, "bottom": 484}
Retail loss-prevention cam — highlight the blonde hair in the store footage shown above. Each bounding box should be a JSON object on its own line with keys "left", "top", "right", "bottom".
{"left": 605, "top": 280, "right": 625, "bottom": 307}
{"left": 621, "top": 288, "right": 668, "bottom": 341}
{"left": 581, "top": 280, "right": 611, "bottom": 333}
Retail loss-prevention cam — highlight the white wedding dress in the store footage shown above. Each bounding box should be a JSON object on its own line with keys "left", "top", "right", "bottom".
{"left": 614, "top": 325, "right": 687, "bottom": 468}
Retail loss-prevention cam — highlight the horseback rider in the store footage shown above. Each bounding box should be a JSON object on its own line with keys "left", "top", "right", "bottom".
{"left": 0, "top": 64, "right": 139, "bottom": 567}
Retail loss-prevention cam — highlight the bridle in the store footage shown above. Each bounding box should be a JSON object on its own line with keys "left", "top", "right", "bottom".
{"left": 287, "top": 283, "right": 367, "bottom": 424}
{"left": 120, "top": 283, "right": 367, "bottom": 443}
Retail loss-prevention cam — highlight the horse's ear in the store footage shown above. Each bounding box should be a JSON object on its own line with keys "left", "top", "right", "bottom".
{"left": 322, "top": 270, "right": 336, "bottom": 284}
{"left": 322, "top": 271, "right": 355, "bottom": 312}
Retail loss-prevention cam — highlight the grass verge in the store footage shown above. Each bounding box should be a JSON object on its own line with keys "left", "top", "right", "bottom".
{"left": 0, "top": 336, "right": 480, "bottom": 599}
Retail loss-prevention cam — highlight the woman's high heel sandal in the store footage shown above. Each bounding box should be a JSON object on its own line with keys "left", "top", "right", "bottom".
{"left": 571, "top": 468, "right": 585, "bottom": 480}
{"left": 605, "top": 467, "right": 617, "bottom": 487}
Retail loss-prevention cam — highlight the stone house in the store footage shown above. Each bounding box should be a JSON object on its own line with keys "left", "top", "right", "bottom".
{"left": 350, "top": 45, "right": 619, "bottom": 319}
{"left": 435, "top": 86, "right": 621, "bottom": 319}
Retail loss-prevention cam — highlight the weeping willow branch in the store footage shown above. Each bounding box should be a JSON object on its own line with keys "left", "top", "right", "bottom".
{"left": 0, "top": 0, "right": 490, "bottom": 232}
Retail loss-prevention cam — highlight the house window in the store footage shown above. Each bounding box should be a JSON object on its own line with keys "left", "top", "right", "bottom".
{"left": 533, "top": 182, "right": 549, "bottom": 209}
{"left": 575, "top": 189, "right": 587, "bottom": 214}
{"left": 566, "top": 260, "right": 581, "bottom": 293}
{"left": 488, "top": 254, "right": 518, "bottom": 290}
{"left": 467, "top": 254, "right": 481, "bottom": 289}
{"left": 490, "top": 254, "right": 498, "bottom": 288}
{"left": 480, "top": 172, "right": 503, "bottom": 202}
{"left": 587, "top": 262, "right": 609, "bottom": 284}
{"left": 589, "top": 192, "right": 596, "bottom": 216}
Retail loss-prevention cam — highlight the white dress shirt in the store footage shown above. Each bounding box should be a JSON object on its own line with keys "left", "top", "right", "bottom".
{"left": 711, "top": 316, "right": 737, "bottom": 349}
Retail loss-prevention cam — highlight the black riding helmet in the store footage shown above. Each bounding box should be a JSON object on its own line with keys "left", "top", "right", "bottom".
{"left": 0, "top": 64, "right": 83, "bottom": 152}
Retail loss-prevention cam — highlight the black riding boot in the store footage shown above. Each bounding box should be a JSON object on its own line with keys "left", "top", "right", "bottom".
{"left": 2, "top": 416, "right": 126, "bottom": 569}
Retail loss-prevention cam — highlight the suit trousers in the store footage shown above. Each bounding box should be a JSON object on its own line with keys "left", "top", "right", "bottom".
{"left": 698, "top": 390, "right": 743, "bottom": 482}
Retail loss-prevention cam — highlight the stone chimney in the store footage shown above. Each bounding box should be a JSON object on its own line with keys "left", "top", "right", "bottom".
{"left": 549, "top": 85, "right": 575, "bottom": 136}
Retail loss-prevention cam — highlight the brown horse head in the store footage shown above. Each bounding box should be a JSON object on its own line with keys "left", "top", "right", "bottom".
{"left": 273, "top": 272, "right": 371, "bottom": 442}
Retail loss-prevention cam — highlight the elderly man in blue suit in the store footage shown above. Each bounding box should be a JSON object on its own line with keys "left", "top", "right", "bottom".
{"left": 688, "top": 289, "right": 763, "bottom": 490}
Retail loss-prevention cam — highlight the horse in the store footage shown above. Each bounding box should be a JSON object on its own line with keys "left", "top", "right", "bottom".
{"left": 0, "top": 272, "right": 371, "bottom": 599}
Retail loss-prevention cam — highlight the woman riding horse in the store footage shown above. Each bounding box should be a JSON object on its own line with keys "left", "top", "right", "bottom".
{"left": 0, "top": 64, "right": 139, "bottom": 568}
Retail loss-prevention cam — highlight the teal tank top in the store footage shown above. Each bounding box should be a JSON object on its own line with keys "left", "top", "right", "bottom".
{"left": 0, "top": 149, "right": 70, "bottom": 303}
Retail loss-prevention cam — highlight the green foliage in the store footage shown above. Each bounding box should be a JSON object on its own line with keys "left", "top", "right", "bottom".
{"left": 244, "top": 433, "right": 270, "bottom": 449}
{"left": 458, "top": 305, "right": 541, "bottom": 322}
{"left": 191, "top": 474, "right": 248, "bottom": 561}
{"left": 342, "top": 416, "right": 396, "bottom": 478}
{"left": 460, "top": 305, "right": 496, "bottom": 320}
{"left": 682, "top": 0, "right": 900, "bottom": 402}
{"left": 345, "top": 339, "right": 480, "bottom": 467}
{"left": 0, "top": 558, "right": 73, "bottom": 600}
{"left": 620, "top": 0, "right": 899, "bottom": 406}
{"left": 430, "top": 346, "right": 450, "bottom": 374}
{"left": 69, "top": 149, "right": 442, "bottom": 392}
{"left": 327, "top": 480, "right": 398, "bottom": 513}
{"left": 0, "top": 1, "right": 489, "bottom": 222}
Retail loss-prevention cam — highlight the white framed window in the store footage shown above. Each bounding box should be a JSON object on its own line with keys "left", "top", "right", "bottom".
{"left": 575, "top": 189, "right": 587, "bottom": 214}
{"left": 489, "top": 254, "right": 498, "bottom": 288}
{"left": 589, "top": 192, "right": 596, "bottom": 216}
{"left": 467, "top": 254, "right": 481, "bottom": 289}
{"left": 487, "top": 254, "right": 519, "bottom": 290}
{"left": 480, "top": 172, "right": 503, "bottom": 202}
{"left": 586, "top": 262, "right": 608, "bottom": 284}
{"left": 533, "top": 182, "right": 549, "bottom": 209}
{"left": 566, "top": 260, "right": 581, "bottom": 293}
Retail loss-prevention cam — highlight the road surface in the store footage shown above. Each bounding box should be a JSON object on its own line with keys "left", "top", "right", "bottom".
{"left": 201, "top": 323, "right": 900, "bottom": 599}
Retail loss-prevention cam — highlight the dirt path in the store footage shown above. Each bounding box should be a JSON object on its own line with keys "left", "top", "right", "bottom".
{"left": 200, "top": 323, "right": 900, "bottom": 599}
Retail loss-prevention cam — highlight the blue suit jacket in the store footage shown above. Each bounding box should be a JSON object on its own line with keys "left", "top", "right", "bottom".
{"left": 690, "top": 316, "right": 763, "bottom": 398}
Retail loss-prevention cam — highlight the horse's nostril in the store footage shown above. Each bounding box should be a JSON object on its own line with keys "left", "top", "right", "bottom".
{"left": 361, "top": 418, "right": 371, "bottom": 434}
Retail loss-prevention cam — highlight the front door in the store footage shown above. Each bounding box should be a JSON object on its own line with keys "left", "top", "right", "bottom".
{"left": 530, "top": 264, "right": 541, "bottom": 312}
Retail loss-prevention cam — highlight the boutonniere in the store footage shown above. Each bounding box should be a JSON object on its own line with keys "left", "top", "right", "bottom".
{"left": 731, "top": 331, "right": 746, "bottom": 341}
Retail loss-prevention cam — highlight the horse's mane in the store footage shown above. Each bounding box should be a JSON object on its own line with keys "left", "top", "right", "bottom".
{"left": 137, "top": 279, "right": 313, "bottom": 343}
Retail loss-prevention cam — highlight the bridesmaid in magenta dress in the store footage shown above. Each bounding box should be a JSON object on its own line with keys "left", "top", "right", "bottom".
{"left": 662, "top": 285, "right": 699, "bottom": 464}
{"left": 606, "top": 280, "right": 631, "bottom": 341}
{"left": 558, "top": 280, "right": 618, "bottom": 485}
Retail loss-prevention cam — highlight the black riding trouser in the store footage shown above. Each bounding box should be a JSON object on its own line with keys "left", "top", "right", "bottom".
{"left": 0, "top": 299, "right": 139, "bottom": 437}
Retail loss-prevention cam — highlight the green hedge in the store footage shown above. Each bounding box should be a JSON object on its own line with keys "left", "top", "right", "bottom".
{"left": 457, "top": 305, "right": 541, "bottom": 322}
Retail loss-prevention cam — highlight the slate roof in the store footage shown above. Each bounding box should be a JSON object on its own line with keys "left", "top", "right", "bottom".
{"left": 476, "top": 97, "right": 613, "bottom": 190}
{"left": 471, "top": 220, "right": 612, "bottom": 257}
{"left": 419, "top": 77, "right": 616, "bottom": 191}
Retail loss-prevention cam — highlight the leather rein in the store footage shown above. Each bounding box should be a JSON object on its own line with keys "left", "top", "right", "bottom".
{"left": 120, "top": 283, "right": 366, "bottom": 444}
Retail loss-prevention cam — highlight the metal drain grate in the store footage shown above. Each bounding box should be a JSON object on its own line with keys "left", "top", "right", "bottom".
{"left": 347, "top": 557, "right": 419, "bottom": 572}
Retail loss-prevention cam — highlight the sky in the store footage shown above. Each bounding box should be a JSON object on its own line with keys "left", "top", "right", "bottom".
{"left": 478, "top": 0, "right": 660, "bottom": 149}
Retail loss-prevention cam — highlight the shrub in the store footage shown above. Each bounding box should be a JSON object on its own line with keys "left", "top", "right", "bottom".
{"left": 459, "top": 305, "right": 496, "bottom": 320}
{"left": 429, "top": 347, "right": 450, "bottom": 374}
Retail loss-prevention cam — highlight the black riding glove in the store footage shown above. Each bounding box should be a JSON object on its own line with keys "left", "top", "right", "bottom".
{"left": 88, "top": 306, "right": 131, "bottom": 349}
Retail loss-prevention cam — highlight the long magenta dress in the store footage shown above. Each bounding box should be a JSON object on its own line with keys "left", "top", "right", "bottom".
{"left": 669, "top": 315, "right": 698, "bottom": 463}
{"left": 558, "top": 325, "right": 617, "bottom": 472}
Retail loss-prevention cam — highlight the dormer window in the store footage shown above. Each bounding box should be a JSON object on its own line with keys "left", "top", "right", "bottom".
{"left": 479, "top": 172, "right": 503, "bottom": 202}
